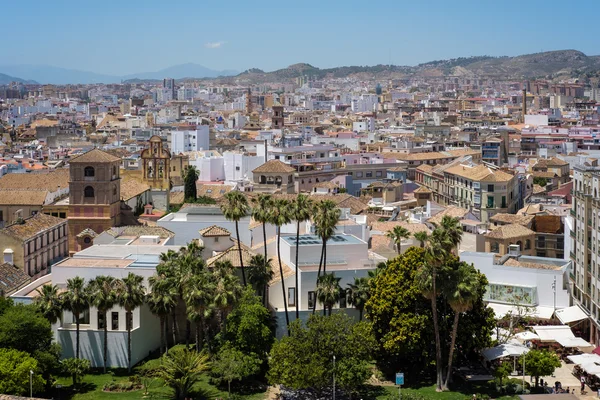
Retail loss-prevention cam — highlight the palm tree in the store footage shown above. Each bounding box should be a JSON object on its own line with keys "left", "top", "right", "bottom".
{"left": 251, "top": 194, "right": 273, "bottom": 261}
{"left": 35, "top": 284, "right": 63, "bottom": 325}
{"left": 148, "top": 274, "right": 178, "bottom": 355}
{"left": 442, "top": 263, "right": 480, "bottom": 390}
{"left": 438, "top": 216, "right": 463, "bottom": 253}
{"left": 270, "top": 198, "right": 292, "bottom": 334}
{"left": 387, "top": 225, "right": 410, "bottom": 255}
{"left": 291, "top": 194, "right": 313, "bottom": 320}
{"left": 87, "top": 276, "right": 118, "bottom": 372}
{"left": 177, "top": 242, "right": 206, "bottom": 345}
{"left": 316, "top": 273, "right": 342, "bottom": 316}
{"left": 248, "top": 254, "right": 274, "bottom": 306}
{"left": 210, "top": 261, "right": 242, "bottom": 333}
{"left": 62, "top": 277, "right": 88, "bottom": 359}
{"left": 156, "top": 348, "right": 210, "bottom": 400}
{"left": 221, "top": 191, "right": 250, "bottom": 286}
{"left": 419, "top": 227, "right": 451, "bottom": 391}
{"left": 117, "top": 273, "right": 146, "bottom": 373}
{"left": 312, "top": 200, "right": 340, "bottom": 315}
{"left": 156, "top": 253, "right": 181, "bottom": 346}
{"left": 346, "top": 277, "right": 370, "bottom": 321}
{"left": 183, "top": 271, "right": 213, "bottom": 352}
{"left": 413, "top": 231, "right": 429, "bottom": 248}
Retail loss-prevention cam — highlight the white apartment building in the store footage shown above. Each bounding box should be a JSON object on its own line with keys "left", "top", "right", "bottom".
{"left": 223, "top": 151, "right": 265, "bottom": 183}
{"left": 186, "top": 151, "right": 225, "bottom": 182}
{"left": 570, "top": 164, "right": 600, "bottom": 344}
{"left": 170, "top": 126, "right": 210, "bottom": 154}
{"left": 268, "top": 233, "right": 385, "bottom": 337}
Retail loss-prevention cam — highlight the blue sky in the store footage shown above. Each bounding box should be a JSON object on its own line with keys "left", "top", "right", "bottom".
{"left": 4, "top": 0, "right": 600, "bottom": 75}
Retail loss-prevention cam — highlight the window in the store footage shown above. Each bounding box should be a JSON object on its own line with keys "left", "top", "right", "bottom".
{"left": 490, "top": 242, "right": 499, "bottom": 253}
{"left": 525, "top": 239, "right": 531, "bottom": 250}
{"left": 236, "top": 166, "right": 240, "bottom": 171}
{"left": 288, "top": 287, "right": 296, "bottom": 307}
{"left": 84, "top": 166, "right": 95, "bottom": 177}
{"left": 487, "top": 184, "right": 494, "bottom": 192}
{"left": 376, "top": 171, "right": 383, "bottom": 178}
{"left": 112, "top": 312, "right": 119, "bottom": 330}
{"left": 214, "top": 237, "right": 219, "bottom": 243}
{"left": 84, "top": 186, "right": 95, "bottom": 198}
{"left": 112, "top": 166, "right": 117, "bottom": 176}
{"left": 308, "top": 291, "right": 316, "bottom": 309}
{"left": 356, "top": 172, "right": 363, "bottom": 178}
{"left": 366, "top": 172, "right": 373, "bottom": 178}
{"left": 73, "top": 309, "right": 90, "bottom": 324}
{"left": 83, "top": 237, "right": 92, "bottom": 245}
{"left": 501, "top": 196, "right": 506, "bottom": 208}
{"left": 487, "top": 196, "right": 494, "bottom": 208}
{"left": 98, "top": 313, "right": 105, "bottom": 329}
{"left": 59, "top": 212, "right": 66, "bottom": 219}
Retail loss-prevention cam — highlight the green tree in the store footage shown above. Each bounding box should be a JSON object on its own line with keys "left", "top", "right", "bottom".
{"left": 519, "top": 349, "right": 561, "bottom": 387}
{"left": 248, "top": 254, "right": 274, "bottom": 306}
{"left": 221, "top": 191, "right": 250, "bottom": 286}
{"left": 386, "top": 225, "right": 410, "bottom": 255}
{"left": 533, "top": 176, "right": 547, "bottom": 187}
{"left": 210, "top": 261, "right": 243, "bottom": 333}
{"left": 61, "top": 357, "right": 91, "bottom": 389}
{"left": 148, "top": 274, "right": 178, "bottom": 355}
{"left": 183, "top": 271, "right": 213, "bottom": 352}
{"left": 223, "top": 287, "right": 275, "bottom": 362}
{"left": 413, "top": 231, "right": 429, "bottom": 248}
{"left": 0, "top": 296, "right": 13, "bottom": 315}
{"left": 316, "top": 273, "right": 343, "bottom": 316}
{"left": 34, "top": 284, "right": 63, "bottom": 324}
{"left": 312, "top": 200, "right": 340, "bottom": 314}
{"left": 213, "top": 344, "right": 261, "bottom": 396}
{"left": 268, "top": 314, "right": 374, "bottom": 394}
{"left": 0, "top": 348, "right": 45, "bottom": 396}
{"left": 346, "top": 277, "right": 370, "bottom": 321}
{"left": 87, "top": 276, "right": 118, "bottom": 372}
{"left": 494, "top": 361, "right": 513, "bottom": 385}
{"left": 183, "top": 165, "right": 199, "bottom": 201}
{"left": 251, "top": 193, "right": 273, "bottom": 261}
{"left": 290, "top": 194, "right": 314, "bottom": 319}
{"left": 117, "top": 273, "right": 146, "bottom": 372}
{"left": 61, "top": 276, "right": 89, "bottom": 359}
{"left": 270, "top": 198, "right": 292, "bottom": 333}
{"left": 156, "top": 348, "right": 210, "bottom": 400}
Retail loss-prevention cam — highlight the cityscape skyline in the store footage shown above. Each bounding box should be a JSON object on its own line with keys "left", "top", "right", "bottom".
{"left": 4, "top": 0, "right": 600, "bottom": 76}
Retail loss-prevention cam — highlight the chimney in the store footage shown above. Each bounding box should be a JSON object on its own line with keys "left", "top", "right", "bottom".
{"left": 522, "top": 85, "right": 527, "bottom": 123}
{"left": 3, "top": 249, "right": 14, "bottom": 265}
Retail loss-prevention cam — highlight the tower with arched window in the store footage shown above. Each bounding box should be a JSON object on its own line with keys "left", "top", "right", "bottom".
{"left": 67, "top": 149, "right": 122, "bottom": 254}
{"left": 141, "top": 135, "right": 171, "bottom": 189}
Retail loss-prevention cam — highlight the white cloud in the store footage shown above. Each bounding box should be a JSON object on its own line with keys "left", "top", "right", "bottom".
{"left": 204, "top": 41, "right": 225, "bottom": 49}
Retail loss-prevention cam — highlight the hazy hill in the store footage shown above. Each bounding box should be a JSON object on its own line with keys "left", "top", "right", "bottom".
{"left": 0, "top": 72, "right": 36, "bottom": 85}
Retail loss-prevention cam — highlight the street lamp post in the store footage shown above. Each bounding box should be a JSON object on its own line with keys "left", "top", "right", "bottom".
{"left": 333, "top": 355, "right": 336, "bottom": 400}
{"left": 29, "top": 370, "right": 33, "bottom": 398}
{"left": 552, "top": 276, "right": 557, "bottom": 314}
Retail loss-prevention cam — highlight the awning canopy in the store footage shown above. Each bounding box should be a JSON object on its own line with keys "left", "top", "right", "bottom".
{"left": 555, "top": 305, "right": 589, "bottom": 324}
{"left": 532, "top": 325, "right": 575, "bottom": 342}
{"left": 568, "top": 354, "right": 600, "bottom": 365}
{"left": 487, "top": 303, "right": 555, "bottom": 320}
{"left": 514, "top": 331, "right": 540, "bottom": 341}
{"left": 482, "top": 343, "right": 529, "bottom": 361}
{"left": 557, "top": 337, "right": 593, "bottom": 348}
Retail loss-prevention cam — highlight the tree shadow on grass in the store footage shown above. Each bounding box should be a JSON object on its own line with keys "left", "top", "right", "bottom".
{"left": 51, "top": 382, "right": 98, "bottom": 400}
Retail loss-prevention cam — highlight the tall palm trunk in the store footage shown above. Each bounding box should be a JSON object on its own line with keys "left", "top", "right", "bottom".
{"left": 359, "top": 309, "right": 363, "bottom": 321}
{"left": 235, "top": 222, "right": 247, "bottom": 286}
{"left": 159, "top": 316, "right": 165, "bottom": 355}
{"left": 102, "top": 311, "right": 108, "bottom": 372}
{"left": 431, "top": 268, "right": 443, "bottom": 391}
{"left": 75, "top": 314, "right": 80, "bottom": 359}
{"left": 443, "top": 311, "right": 461, "bottom": 390}
{"left": 294, "top": 221, "right": 301, "bottom": 320}
{"left": 195, "top": 321, "right": 201, "bottom": 352}
{"left": 312, "top": 244, "right": 325, "bottom": 314}
{"left": 127, "top": 311, "right": 132, "bottom": 373}
{"left": 164, "top": 315, "right": 170, "bottom": 354}
{"left": 186, "top": 320, "right": 191, "bottom": 347}
{"left": 322, "top": 244, "right": 328, "bottom": 316}
{"left": 277, "top": 227, "right": 290, "bottom": 335}
{"left": 262, "top": 222, "right": 268, "bottom": 261}
{"left": 171, "top": 309, "right": 178, "bottom": 345}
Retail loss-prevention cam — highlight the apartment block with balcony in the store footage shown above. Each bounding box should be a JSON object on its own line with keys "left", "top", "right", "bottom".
{"left": 481, "top": 138, "right": 505, "bottom": 167}
{"left": 570, "top": 164, "right": 600, "bottom": 344}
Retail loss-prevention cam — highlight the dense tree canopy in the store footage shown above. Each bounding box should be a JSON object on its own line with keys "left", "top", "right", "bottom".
{"left": 268, "top": 314, "right": 375, "bottom": 393}
{"left": 0, "top": 349, "right": 45, "bottom": 396}
{"left": 0, "top": 304, "right": 53, "bottom": 355}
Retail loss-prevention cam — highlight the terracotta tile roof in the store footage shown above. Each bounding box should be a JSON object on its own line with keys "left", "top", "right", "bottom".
{"left": 372, "top": 221, "right": 429, "bottom": 235}
{"left": 387, "top": 166, "right": 407, "bottom": 172}
{"left": 69, "top": 148, "right": 121, "bottom": 164}
{"left": 427, "top": 206, "right": 469, "bottom": 226}
{"left": 444, "top": 163, "right": 514, "bottom": 182}
{"left": 0, "top": 168, "right": 69, "bottom": 192}
{"left": 484, "top": 224, "right": 535, "bottom": 240}
{"left": 533, "top": 157, "right": 569, "bottom": 168}
{"left": 105, "top": 225, "right": 174, "bottom": 238}
{"left": 532, "top": 171, "right": 558, "bottom": 179}
{"left": 262, "top": 193, "right": 368, "bottom": 215}
{"left": 532, "top": 215, "right": 562, "bottom": 234}
{"left": 518, "top": 204, "right": 544, "bottom": 215}
{"left": 252, "top": 159, "right": 295, "bottom": 174}
{"left": 413, "top": 185, "right": 432, "bottom": 193}
{"left": 0, "top": 190, "right": 48, "bottom": 206}
{"left": 196, "top": 184, "right": 233, "bottom": 199}
{"left": 206, "top": 239, "right": 256, "bottom": 267}
{"left": 199, "top": 225, "right": 231, "bottom": 237}
{"left": 0, "top": 213, "right": 64, "bottom": 241}
{"left": 502, "top": 258, "right": 562, "bottom": 270}
{"left": 268, "top": 258, "right": 295, "bottom": 285}
{"left": 489, "top": 213, "right": 534, "bottom": 226}
{"left": 120, "top": 176, "right": 150, "bottom": 201}
{"left": 0, "top": 262, "right": 30, "bottom": 295}
{"left": 170, "top": 191, "right": 185, "bottom": 205}
{"left": 532, "top": 184, "right": 546, "bottom": 195}
{"left": 314, "top": 181, "right": 339, "bottom": 189}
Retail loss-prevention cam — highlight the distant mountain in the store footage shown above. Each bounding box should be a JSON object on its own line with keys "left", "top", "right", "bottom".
{"left": 0, "top": 63, "right": 239, "bottom": 84}
{"left": 229, "top": 50, "right": 600, "bottom": 84}
{"left": 0, "top": 72, "right": 36, "bottom": 85}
